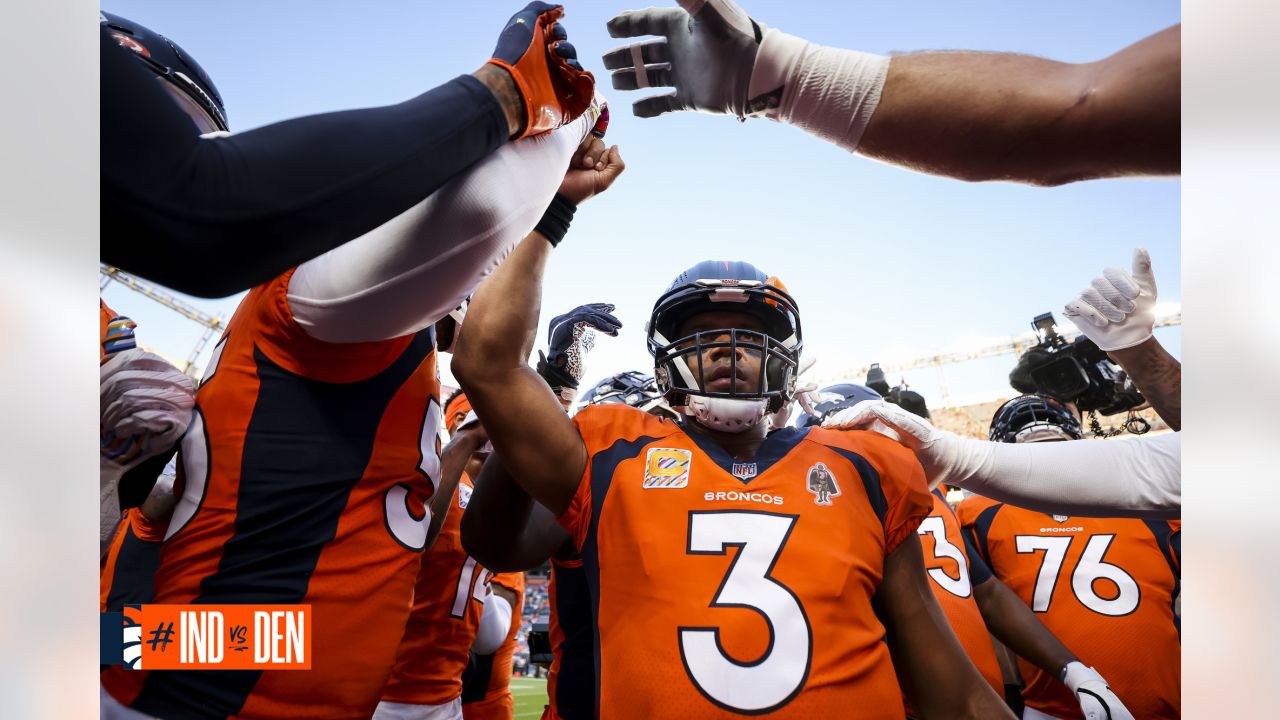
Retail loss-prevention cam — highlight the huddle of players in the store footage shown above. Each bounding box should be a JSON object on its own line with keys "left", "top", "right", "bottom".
{"left": 96, "top": 0, "right": 1183, "bottom": 718}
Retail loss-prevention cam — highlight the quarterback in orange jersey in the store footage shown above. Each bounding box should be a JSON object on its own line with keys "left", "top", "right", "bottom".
{"left": 462, "top": 571, "right": 526, "bottom": 720}
{"left": 957, "top": 396, "right": 1181, "bottom": 720}
{"left": 453, "top": 244, "right": 1015, "bottom": 717}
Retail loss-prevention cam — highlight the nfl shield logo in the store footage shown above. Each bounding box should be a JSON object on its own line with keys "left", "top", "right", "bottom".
{"left": 731, "top": 463, "right": 757, "bottom": 480}
{"left": 1052, "top": 514, "right": 1070, "bottom": 523}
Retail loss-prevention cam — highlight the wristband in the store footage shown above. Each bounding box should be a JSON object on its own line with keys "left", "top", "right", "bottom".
{"left": 534, "top": 193, "right": 577, "bottom": 247}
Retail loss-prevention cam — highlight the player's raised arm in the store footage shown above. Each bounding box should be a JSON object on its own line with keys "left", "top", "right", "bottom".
{"left": 604, "top": 0, "right": 1177, "bottom": 185}
{"left": 461, "top": 453, "right": 573, "bottom": 572}
{"left": 452, "top": 142, "right": 626, "bottom": 516}
{"left": 876, "top": 535, "right": 1016, "bottom": 718}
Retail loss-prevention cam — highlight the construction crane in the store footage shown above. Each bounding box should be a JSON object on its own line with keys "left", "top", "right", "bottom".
{"left": 813, "top": 308, "right": 1182, "bottom": 385}
{"left": 99, "top": 265, "right": 224, "bottom": 377}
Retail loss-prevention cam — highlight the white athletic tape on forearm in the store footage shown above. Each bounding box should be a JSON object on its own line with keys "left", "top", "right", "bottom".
{"left": 749, "top": 29, "right": 889, "bottom": 153}
{"left": 632, "top": 44, "right": 648, "bottom": 89}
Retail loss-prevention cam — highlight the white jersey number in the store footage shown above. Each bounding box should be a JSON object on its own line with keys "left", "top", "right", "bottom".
{"left": 1016, "top": 534, "right": 1140, "bottom": 616}
{"left": 679, "top": 511, "right": 811, "bottom": 713}
{"left": 384, "top": 398, "right": 442, "bottom": 551}
{"left": 917, "top": 516, "right": 972, "bottom": 598}
{"left": 450, "top": 556, "right": 494, "bottom": 618}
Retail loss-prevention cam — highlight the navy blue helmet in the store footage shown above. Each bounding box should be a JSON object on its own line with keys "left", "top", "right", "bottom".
{"left": 102, "top": 11, "right": 228, "bottom": 132}
{"left": 988, "top": 395, "right": 1083, "bottom": 443}
{"left": 578, "top": 371, "right": 676, "bottom": 419}
{"left": 647, "top": 261, "right": 801, "bottom": 416}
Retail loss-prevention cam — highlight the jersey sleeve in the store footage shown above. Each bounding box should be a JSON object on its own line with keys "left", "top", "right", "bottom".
{"left": 849, "top": 430, "right": 933, "bottom": 554}
{"left": 245, "top": 269, "right": 417, "bottom": 382}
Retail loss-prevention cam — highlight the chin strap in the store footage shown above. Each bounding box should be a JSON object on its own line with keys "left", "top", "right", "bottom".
{"left": 681, "top": 395, "right": 770, "bottom": 433}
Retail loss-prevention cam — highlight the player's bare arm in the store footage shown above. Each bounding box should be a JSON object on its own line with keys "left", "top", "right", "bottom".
{"left": 424, "top": 420, "right": 491, "bottom": 551}
{"left": 461, "top": 452, "right": 573, "bottom": 572}
{"left": 452, "top": 232, "right": 588, "bottom": 517}
{"left": 452, "top": 140, "right": 626, "bottom": 516}
{"left": 605, "top": 0, "right": 1177, "bottom": 185}
{"left": 859, "top": 25, "right": 1180, "bottom": 185}
{"left": 1108, "top": 339, "right": 1181, "bottom": 430}
{"left": 971, "top": 575, "right": 1076, "bottom": 685}
{"left": 876, "top": 535, "right": 1016, "bottom": 719}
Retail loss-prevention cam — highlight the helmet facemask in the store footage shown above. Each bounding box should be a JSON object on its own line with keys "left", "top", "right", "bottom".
{"left": 648, "top": 277, "right": 802, "bottom": 433}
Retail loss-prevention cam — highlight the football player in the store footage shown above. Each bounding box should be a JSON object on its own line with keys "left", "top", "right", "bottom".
{"left": 376, "top": 408, "right": 516, "bottom": 720}
{"left": 100, "top": 95, "right": 618, "bottom": 720}
{"left": 602, "top": 0, "right": 1177, "bottom": 186}
{"left": 461, "top": 571, "right": 527, "bottom": 720}
{"left": 803, "top": 387, "right": 1135, "bottom": 720}
{"left": 957, "top": 396, "right": 1180, "bottom": 720}
{"left": 464, "top": 372, "right": 672, "bottom": 720}
{"left": 103, "top": 5, "right": 596, "bottom": 297}
{"left": 453, "top": 246, "right": 1014, "bottom": 716}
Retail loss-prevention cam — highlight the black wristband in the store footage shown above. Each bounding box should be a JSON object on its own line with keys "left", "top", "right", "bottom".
{"left": 534, "top": 193, "right": 577, "bottom": 248}
{"left": 536, "top": 350, "right": 579, "bottom": 392}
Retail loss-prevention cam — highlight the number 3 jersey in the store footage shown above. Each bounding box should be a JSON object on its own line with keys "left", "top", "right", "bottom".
{"left": 559, "top": 404, "right": 932, "bottom": 719}
{"left": 103, "top": 270, "right": 442, "bottom": 720}
{"left": 957, "top": 496, "right": 1181, "bottom": 720}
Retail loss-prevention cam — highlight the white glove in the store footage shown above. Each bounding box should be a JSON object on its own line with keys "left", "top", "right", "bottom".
{"left": 1063, "top": 248, "right": 1158, "bottom": 351}
{"left": 822, "top": 400, "right": 961, "bottom": 489}
{"left": 1062, "top": 661, "right": 1136, "bottom": 720}
{"left": 603, "top": 0, "right": 765, "bottom": 118}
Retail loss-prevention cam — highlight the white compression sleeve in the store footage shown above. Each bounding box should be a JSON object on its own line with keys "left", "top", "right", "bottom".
{"left": 286, "top": 110, "right": 596, "bottom": 343}
{"left": 748, "top": 29, "right": 890, "bottom": 153}
{"left": 472, "top": 592, "right": 513, "bottom": 656}
{"left": 950, "top": 432, "right": 1181, "bottom": 520}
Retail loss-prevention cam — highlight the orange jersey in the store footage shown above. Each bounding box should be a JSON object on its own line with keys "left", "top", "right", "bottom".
{"left": 558, "top": 405, "right": 931, "bottom": 719}
{"left": 100, "top": 508, "right": 167, "bottom": 612}
{"left": 957, "top": 496, "right": 1180, "bottom": 719}
{"left": 545, "top": 557, "right": 594, "bottom": 720}
{"left": 103, "top": 270, "right": 442, "bottom": 720}
{"left": 911, "top": 491, "right": 1003, "bottom": 698}
{"left": 383, "top": 473, "right": 492, "bottom": 705}
{"left": 462, "top": 572, "right": 526, "bottom": 720}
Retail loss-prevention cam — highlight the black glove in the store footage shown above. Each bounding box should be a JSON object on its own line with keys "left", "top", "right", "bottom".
{"left": 536, "top": 303, "right": 621, "bottom": 394}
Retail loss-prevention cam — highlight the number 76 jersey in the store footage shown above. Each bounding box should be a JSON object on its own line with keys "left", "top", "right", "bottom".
{"left": 559, "top": 405, "right": 932, "bottom": 719}
{"left": 958, "top": 495, "right": 1180, "bottom": 719}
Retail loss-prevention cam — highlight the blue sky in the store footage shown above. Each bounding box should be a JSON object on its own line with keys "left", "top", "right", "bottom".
{"left": 101, "top": 0, "right": 1181, "bottom": 407}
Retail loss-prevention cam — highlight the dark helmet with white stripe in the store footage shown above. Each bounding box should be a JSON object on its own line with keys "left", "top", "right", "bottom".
{"left": 102, "top": 11, "right": 229, "bottom": 132}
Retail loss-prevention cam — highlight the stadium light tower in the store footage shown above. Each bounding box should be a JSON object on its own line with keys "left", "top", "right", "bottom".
{"left": 99, "top": 264, "right": 225, "bottom": 378}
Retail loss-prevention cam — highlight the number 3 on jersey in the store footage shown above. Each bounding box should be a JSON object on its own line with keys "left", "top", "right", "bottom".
{"left": 917, "top": 516, "right": 972, "bottom": 598}
{"left": 678, "top": 511, "right": 812, "bottom": 714}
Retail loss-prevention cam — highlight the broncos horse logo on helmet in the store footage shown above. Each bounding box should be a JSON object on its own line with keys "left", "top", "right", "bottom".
{"left": 647, "top": 260, "right": 802, "bottom": 432}
{"left": 793, "top": 383, "right": 883, "bottom": 428}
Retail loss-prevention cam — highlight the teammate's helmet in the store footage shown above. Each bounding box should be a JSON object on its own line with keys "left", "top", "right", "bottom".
{"left": 648, "top": 261, "right": 802, "bottom": 432}
{"left": 988, "top": 395, "right": 1083, "bottom": 444}
{"left": 102, "top": 12, "right": 229, "bottom": 133}
{"left": 579, "top": 371, "right": 677, "bottom": 420}
{"left": 794, "top": 383, "right": 882, "bottom": 428}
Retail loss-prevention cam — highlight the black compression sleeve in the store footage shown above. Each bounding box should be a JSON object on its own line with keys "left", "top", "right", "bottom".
{"left": 101, "top": 28, "right": 509, "bottom": 297}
